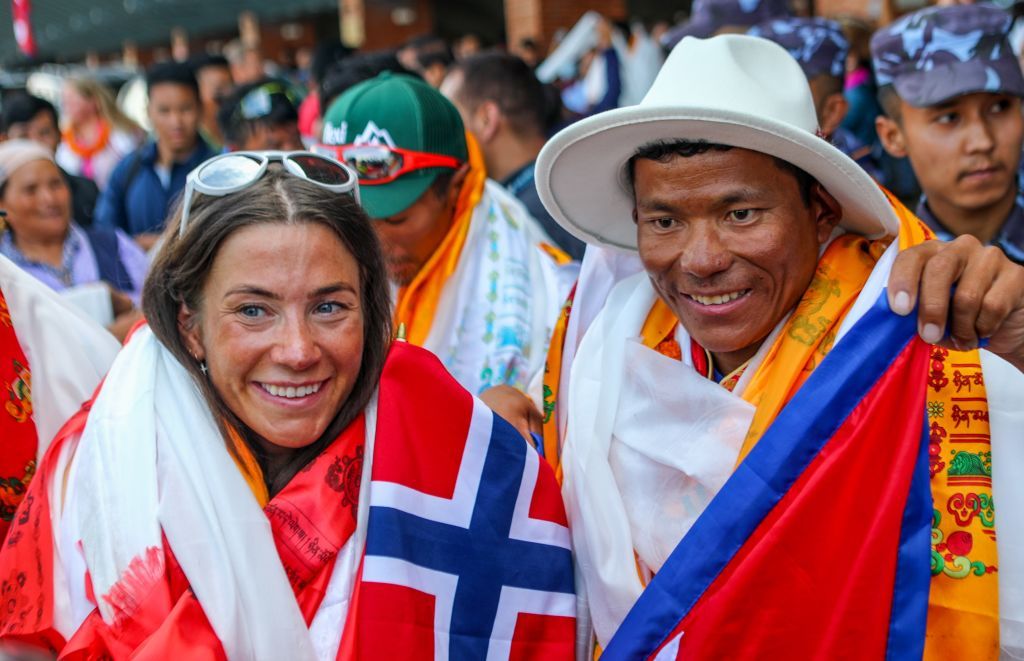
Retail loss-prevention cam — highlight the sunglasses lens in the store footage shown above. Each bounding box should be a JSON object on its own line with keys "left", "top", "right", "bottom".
{"left": 342, "top": 145, "right": 402, "bottom": 181}
{"left": 287, "top": 153, "right": 353, "bottom": 187}
{"left": 197, "top": 154, "right": 263, "bottom": 189}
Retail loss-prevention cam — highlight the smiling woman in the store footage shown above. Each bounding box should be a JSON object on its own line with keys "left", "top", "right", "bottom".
{"left": 0, "top": 152, "right": 575, "bottom": 658}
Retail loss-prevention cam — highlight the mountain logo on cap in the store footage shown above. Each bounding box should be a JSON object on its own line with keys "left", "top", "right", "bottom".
{"left": 354, "top": 120, "right": 396, "bottom": 148}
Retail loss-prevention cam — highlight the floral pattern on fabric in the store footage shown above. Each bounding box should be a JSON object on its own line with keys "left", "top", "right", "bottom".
{"left": 0, "top": 289, "right": 38, "bottom": 540}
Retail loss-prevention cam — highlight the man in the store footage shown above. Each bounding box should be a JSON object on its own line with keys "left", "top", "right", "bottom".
{"left": 94, "top": 61, "right": 215, "bottom": 251}
{"left": 442, "top": 52, "right": 586, "bottom": 260}
{"left": 873, "top": 4, "right": 1024, "bottom": 264}
{"left": 317, "top": 72, "right": 576, "bottom": 396}
{"left": 217, "top": 78, "right": 303, "bottom": 152}
{"left": 749, "top": 17, "right": 883, "bottom": 181}
{"left": 396, "top": 34, "right": 453, "bottom": 88}
{"left": 661, "top": 0, "right": 789, "bottom": 48}
{"left": 504, "top": 34, "right": 1024, "bottom": 656}
{"left": 190, "top": 53, "right": 233, "bottom": 151}
{"left": 223, "top": 40, "right": 265, "bottom": 85}
{"left": 1, "top": 94, "right": 99, "bottom": 227}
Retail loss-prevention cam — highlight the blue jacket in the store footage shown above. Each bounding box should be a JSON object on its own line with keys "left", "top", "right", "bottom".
{"left": 94, "top": 138, "right": 215, "bottom": 236}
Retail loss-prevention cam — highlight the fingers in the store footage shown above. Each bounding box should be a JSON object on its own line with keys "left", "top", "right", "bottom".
{"left": 946, "top": 245, "right": 1004, "bottom": 350}
{"left": 915, "top": 236, "right": 974, "bottom": 344}
{"left": 887, "top": 240, "right": 942, "bottom": 315}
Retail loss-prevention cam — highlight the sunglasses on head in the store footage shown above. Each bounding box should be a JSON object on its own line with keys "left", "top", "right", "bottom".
{"left": 236, "top": 82, "right": 298, "bottom": 122}
{"left": 313, "top": 143, "right": 462, "bottom": 185}
{"left": 178, "top": 150, "right": 360, "bottom": 238}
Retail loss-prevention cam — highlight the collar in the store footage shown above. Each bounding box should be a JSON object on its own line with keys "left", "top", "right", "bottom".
{"left": 500, "top": 160, "right": 536, "bottom": 197}
{"left": 0, "top": 224, "right": 82, "bottom": 286}
{"left": 916, "top": 190, "right": 1024, "bottom": 265}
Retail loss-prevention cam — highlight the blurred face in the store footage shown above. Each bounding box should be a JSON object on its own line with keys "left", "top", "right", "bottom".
{"left": 61, "top": 85, "right": 95, "bottom": 126}
{"left": 196, "top": 65, "right": 233, "bottom": 115}
{"left": 181, "top": 222, "right": 365, "bottom": 452}
{"left": 372, "top": 167, "right": 465, "bottom": 285}
{"left": 6, "top": 111, "right": 61, "bottom": 154}
{"left": 0, "top": 159, "right": 71, "bottom": 243}
{"left": 879, "top": 92, "right": 1023, "bottom": 215}
{"left": 633, "top": 148, "right": 840, "bottom": 372}
{"left": 148, "top": 82, "right": 200, "bottom": 154}
{"left": 241, "top": 121, "right": 304, "bottom": 151}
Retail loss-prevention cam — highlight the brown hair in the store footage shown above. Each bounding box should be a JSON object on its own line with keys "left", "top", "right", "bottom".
{"left": 142, "top": 169, "right": 392, "bottom": 494}
{"left": 66, "top": 77, "right": 143, "bottom": 136}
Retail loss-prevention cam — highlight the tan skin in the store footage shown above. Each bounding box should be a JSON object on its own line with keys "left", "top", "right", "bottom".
{"left": 371, "top": 164, "right": 468, "bottom": 286}
{"left": 196, "top": 64, "right": 233, "bottom": 145}
{"left": 1, "top": 159, "right": 140, "bottom": 341}
{"left": 4, "top": 110, "right": 61, "bottom": 155}
{"left": 483, "top": 147, "right": 1024, "bottom": 437}
{"left": 808, "top": 76, "right": 849, "bottom": 138}
{"left": 179, "top": 223, "right": 365, "bottom": 481}
{"left": 876, "top": 92, "right": 1024, "bottom": 244}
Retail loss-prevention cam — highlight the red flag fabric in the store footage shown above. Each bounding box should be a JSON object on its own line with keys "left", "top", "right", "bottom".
{"left": 11, "top": 0, "right": 36, "bottom": 57}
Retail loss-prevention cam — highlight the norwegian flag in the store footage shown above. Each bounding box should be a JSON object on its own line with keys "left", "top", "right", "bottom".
{"left": 11, "top": 0, "right": 36, "bottom": 57}
{"left": 345, "top": 342, "right": 576, "bottom": 660}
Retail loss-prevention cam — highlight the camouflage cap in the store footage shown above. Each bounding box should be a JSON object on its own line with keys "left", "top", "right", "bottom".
{"left": 663, "top": 0, "right": 791, "bottom": 47}
{"left": 871, "top": 3, "right": 1024, "bottom": 107}
{"left": 749, "top": 17, "right": 848, "bottom": 80}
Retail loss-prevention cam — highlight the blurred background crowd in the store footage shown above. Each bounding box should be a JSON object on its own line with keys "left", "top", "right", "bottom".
{"left": 0, "top": 0, "right": 1022, "bottom": 336}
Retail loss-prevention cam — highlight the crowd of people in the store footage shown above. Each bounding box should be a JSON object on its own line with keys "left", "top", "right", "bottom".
{"left": 1, "top": 0, "right": 1024, "bottom": 657}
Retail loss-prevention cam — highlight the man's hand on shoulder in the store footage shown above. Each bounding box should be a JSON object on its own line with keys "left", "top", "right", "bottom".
{"left": 888, "top": 235, "right": 1024, "bottom": 371}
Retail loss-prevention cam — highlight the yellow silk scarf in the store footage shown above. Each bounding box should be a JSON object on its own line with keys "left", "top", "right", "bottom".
{"left": 392, "top": 133, "right": 487, "bottom": 346}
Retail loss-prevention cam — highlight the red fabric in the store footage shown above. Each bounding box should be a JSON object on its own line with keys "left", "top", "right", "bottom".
{"left": 509, "top": 613, "right": 576, "bottom": 661}
{"left": 651, "top": 339, "right": 930, "bottom": 658}
{"left": 0, "top": 288, "right": 39, "bottom": 541}
{"left": 10, "top": 0, "right": 36, "bottom": 56}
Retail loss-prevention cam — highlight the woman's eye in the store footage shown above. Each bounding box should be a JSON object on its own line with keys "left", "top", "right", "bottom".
{"left": 239, "top": 305, "right": 265, "bottom": 319}
{"left": 315, "top": 301, "right": 349, "bottom": 315}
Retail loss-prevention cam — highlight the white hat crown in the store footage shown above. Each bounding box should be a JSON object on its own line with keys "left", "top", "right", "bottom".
{"left": 641, "top": 35, "right": 819, "bottom": 134}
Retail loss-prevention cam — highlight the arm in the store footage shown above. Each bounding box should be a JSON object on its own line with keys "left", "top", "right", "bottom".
{"left": 92, "top": 160, "right": 130, "bottom": 233}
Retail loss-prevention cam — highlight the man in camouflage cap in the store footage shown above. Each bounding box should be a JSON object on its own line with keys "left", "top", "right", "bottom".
{"left": 873, "top": 3, "right": 1024, "bottom": 263}
{"left": 749, "top": 17, "right": 883, "bottom": 181}
{"left": 662, "top": 0, "right": 790, "bottom": 48}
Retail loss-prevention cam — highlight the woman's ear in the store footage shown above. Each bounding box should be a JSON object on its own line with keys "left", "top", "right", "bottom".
{"left": 178, "top": 302, "right": 205, "bottom": 361}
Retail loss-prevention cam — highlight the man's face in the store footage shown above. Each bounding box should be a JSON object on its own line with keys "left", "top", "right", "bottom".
{"left": 196, "top": 66, "right": 233, "bottom": 115}
{"left": 6, "top": 111, "right": 60, "bottom": 155}
{"left": 879, "top": 92, "right": 1023, "bottom": 213}
{"left": 240, "top": 121, "right": 303, "bottom": 151}
{"left": 148, "top": 82, "right": 200, "bottom": 154}
{"left": 634, "top": 148, "right": 839, "bottom": 369}
{"left": 371, "top": 178, "right": 458, "bottom": 286}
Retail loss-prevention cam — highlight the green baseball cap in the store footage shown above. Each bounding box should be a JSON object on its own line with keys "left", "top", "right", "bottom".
{"left": 320, "top": 72, "right": 468, "bottom": 219}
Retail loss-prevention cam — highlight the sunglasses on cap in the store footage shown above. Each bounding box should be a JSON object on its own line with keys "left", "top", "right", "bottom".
{"left": 178, "top": 150, "right": 359, "bottom": 238}
{"left": 313, "top": 143, "right": 462, "bottom": 185}
{"left": 236, "top": 82, "right": 298, "bottom": 122}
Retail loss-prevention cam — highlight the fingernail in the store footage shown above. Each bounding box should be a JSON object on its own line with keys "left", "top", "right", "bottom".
{"left": 892, "top": 291, "right": 912, "bottom": 316}
{"left": 921, "top": 323, "right": 943, "bottom": 344}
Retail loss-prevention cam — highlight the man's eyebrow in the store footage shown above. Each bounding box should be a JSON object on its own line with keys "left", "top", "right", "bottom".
{"left": 636, "top": 198, "right": 679, "bottom": 213}
{"left": 718, "top": 189, "right": 763, "bottom": 207}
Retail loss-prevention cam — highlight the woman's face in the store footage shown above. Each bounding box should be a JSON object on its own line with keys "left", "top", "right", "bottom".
{"left": 0, "top": 159, "right": 71, "bottom": 242}
{"left": 61, "top": 85, "right": 95, "bottom": 126}
{"left": 180, "top": 222, "right": 365, "bottom": 453}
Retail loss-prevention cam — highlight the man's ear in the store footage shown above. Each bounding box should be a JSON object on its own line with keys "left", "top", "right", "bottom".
{"left": 810, "top": 182, "right": 843, "bottom": 245}
{"left": 475, "top": 100, "right": 502, "bottom": 143}
{"left": 819, "top": 93, "right": 849, "bottom": 137}
{"left": 178, "top": 302, "right": 205, "bottom": 361}
{"left": 876, "top": 114, "right": 908, "bottom": 158}
{"left": 445, "top": 162, "right": 471, "bottom": 208}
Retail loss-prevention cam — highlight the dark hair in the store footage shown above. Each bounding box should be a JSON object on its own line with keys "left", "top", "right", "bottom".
{"left": 311, "top": 39, "right": 353, "bottom": 85}
{"left": 809, "top": 72, "right": 845, "bottom": 98}
{"left": 626, "top": 140, "right": 818, "bottom": 207}
{"left": 142, "top": 169, "right": 393, "bottom": 495}
{"left": 1, "top": 94, "right": 58, "bottom": 133}
{"left": 877, "top": 84, "right": 902, "bottom": 123}
{"left": 189, "top": 53, "right": 230, "bottom": 76}
{"left": 147, "top": 61, "right": 201, "bottom": 100}
{"left": 217, "top": 78, "right": 299, "bottom": 146}
{"left": 449, "top": 51, "right": 548, "bottom": 138}
{"left": 320, "top": 51, "right": 416, "bottom": 114}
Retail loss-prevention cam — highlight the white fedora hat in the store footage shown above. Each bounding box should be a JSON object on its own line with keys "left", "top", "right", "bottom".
{"left": 536, "top": 34, "right": 899, "bottom": 251}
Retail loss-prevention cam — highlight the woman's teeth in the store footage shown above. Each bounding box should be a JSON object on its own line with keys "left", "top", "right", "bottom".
{"left": 260, "top": 382, "right": 321, "bottom": 398}
{"left": 689, "top": 290, "right": 748, "bottom": 306}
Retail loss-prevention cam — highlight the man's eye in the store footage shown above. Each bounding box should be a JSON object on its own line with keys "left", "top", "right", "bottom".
{"left": 653, "top": 217, "right": 676, "bottom": 230}
{"left": 935, "top": 113, "right": 958, "bottom": 125}
{"left": 990, "top": 99, "right": 1011, "bottom": 113}
{"left": 728, "top": 209, "right": 756, "bottom": 223}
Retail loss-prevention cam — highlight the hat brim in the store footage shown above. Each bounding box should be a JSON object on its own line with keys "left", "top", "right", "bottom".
{"left": 358, "top": 170, "right": 438, "bottom": 219}
{"left": 893, "top": 59, "right": 1024, "bottom": 108}
{"left": 536, "top": 104, "right": 900, "bottom": 251}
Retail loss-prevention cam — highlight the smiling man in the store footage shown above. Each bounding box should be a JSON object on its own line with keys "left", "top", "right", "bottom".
{"left": 521, "top": 34, "right": 1024, "bottom": 658}
{"left": 316, "top": 73, "right": 576, "bottom": 397}
{"left": 873, "top": 4, "right": 1024, "bottom": 264}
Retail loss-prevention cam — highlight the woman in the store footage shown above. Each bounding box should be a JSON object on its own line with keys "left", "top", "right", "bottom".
{"left": 55, "top": 77, "right": 142, "bottom": 190}
{"left": 0, "top": 152, "right": 574, "bottom": 658}
{"left": 0, "top": 140, "right": 147, "bottom": 340}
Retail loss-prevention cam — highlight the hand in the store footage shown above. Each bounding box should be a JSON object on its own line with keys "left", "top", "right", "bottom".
{"left": 888, "top": 236, "right": 1024, "bottom": 370}
{"left": 479, "top": 385, "right": 544, "bottom": 445}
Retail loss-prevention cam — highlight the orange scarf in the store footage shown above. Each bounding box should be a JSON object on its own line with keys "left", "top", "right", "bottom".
{"left": 392, "top": 133, "right": 487, "bottom": 346}
{"left": 62, "top": 120, "right": 111, "bottom": 161}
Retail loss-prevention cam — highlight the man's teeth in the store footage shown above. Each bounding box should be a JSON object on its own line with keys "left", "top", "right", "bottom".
{"left": 260, "top": 382, "right": 321, "bottom": 398}
{"left": 690, "top": 290, "right": 746, "bottom": 306}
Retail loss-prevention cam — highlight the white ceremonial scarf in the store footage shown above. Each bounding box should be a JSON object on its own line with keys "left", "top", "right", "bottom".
{"left": 421, "top": 180, "right": 577, "bottom": 397}
{"left": 52, "top": 326, "right": 375, "bottom": 659}
{"left": 0, "top": 254, "right": 119, "bottom": 454}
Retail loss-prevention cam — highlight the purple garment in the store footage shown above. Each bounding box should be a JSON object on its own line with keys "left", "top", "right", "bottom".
{"left": 0, "top": 223, "right": 149, "bottom": 304}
